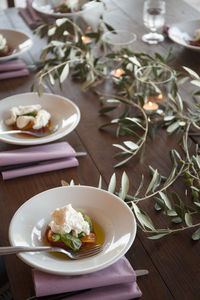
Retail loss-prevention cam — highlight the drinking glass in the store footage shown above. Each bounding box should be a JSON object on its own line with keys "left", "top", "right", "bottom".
{"left": 102, "top": 30, "right": 137, "bottom": 55}
{"left": 135, "top": 64, "right": 175, "bottom": 113}
{"left": 142, "top": 0, "right": 166, "bottom": 44}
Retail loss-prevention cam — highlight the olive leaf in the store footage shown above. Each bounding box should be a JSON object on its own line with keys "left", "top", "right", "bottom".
{"left": 98, "top": 175, "right": 102, "bottom": 189}
{"left": 145, "top": 169, "right": 159, "bottom": 195}
{"left": 108, "top": 173, "right": 116, "bottom": 194}
{"left": 60, "top": 63, "right": 69, "bottom": 83}
{"left": 119, "top": 171, "right": 129, "bottom": 200}
{"left": 159, "top": 191, "right": 172, "bottom": 210}
{"left": 192, "top": 228, "right": 200, "bottom": 240}
{"left": 185, "top": 213, "right": 192, "bottom": 227}
{"left": 183, "top": 66, "right": 199, "bottom": 79}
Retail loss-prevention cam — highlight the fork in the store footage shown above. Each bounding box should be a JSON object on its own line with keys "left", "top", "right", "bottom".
{"left": 0, "top": 245, "right": 102, "bottom": 259}
{"left": 0, "top": 126, "right": 58, "bottom": 137}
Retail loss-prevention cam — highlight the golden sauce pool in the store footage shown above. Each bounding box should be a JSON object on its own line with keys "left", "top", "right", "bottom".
{"left": 43, "top": 219, "right": 105, "bottom": 260}
{"left": 12, "top": 120, "right": 54, "bottom": 139}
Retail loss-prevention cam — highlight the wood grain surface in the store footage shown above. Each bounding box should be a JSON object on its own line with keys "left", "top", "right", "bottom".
{"left": 0, "top": 1, "right": 200, "bottom": 299}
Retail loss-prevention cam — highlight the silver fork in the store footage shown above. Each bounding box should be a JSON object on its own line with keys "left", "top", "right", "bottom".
{"left": 0, "top": 126, "right": 58, "bottom": 137}
{"left": 0, "top": 245, "right": 102, "bottom": 259}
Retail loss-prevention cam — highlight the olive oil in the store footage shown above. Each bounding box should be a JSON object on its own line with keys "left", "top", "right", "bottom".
{"left": 44, "top": 219, "right": 105, "bottom": 260}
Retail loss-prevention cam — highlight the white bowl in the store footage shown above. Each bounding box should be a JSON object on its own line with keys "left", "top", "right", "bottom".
{"left": 9, "top": 185, "right": 136, "bottom": 275}
{"left": 32, "top": 0, "right": 96, "bottom": 18}
{"left": 0, "top": 29, "right": 32, "bottom": 61}
{"left": 168, "top": 19, "right": 200, "bottom": 51}
{"left": 0, "top": 92, "right": 80, "bottom": 145}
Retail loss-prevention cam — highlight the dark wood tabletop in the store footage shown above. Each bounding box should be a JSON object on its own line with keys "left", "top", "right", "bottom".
{"left": 0, "top": 0, "right": 200, "bottom": 299}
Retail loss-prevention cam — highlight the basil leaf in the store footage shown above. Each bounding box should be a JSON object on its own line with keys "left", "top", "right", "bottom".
{"left": 84, "top": 215, "right": 93, "bottom": 231}
{"left": 24, "top": 111, "right": 38, "bottom": 117}
{"left": 78, "top": 232, "right": 86, "bottom": 238}
{"left": 61, "top": 233, "right": 82, "bottom": 251}
{"left": 52, "top": 233, "right": 61, "bottom": 242}
{"left": 17, "top": 111, "right": 37, "bottom": 118}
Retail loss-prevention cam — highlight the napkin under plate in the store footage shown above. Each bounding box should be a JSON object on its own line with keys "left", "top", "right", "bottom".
{"left": 0, "top": 142, "right": 76, "bottom": 166}
{"left": 0, "top": 59, "right": 29, "bottom": 80}
{"left": 32, "top": 256, "right": 142, "bottom": 299}
{"left": 0, "top": 142, "right": 79, "bottom": 180}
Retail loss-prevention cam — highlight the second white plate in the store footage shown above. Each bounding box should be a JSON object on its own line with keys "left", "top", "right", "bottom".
{"left": 0, "top": 29, "right": 32, "bottom": 61}
{"left": 0, "top": 92, "right": 80, "bottom": 145}
{"left": 168, "top": 19, "right": 200, "bottom": 51}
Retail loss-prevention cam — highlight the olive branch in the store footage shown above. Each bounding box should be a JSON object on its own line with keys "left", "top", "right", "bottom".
{"left": 33, "top": 16, "right": 200, "bottom": 240}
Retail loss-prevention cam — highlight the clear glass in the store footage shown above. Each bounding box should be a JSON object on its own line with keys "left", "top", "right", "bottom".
{"left": 142, "top": 0, "right": 166, "bottom": 44}
{"left": 135, "top": 64, "right": 175, "bottom": 113}
{"left": 102, "top": 30, "right": 137, "bottom": 55}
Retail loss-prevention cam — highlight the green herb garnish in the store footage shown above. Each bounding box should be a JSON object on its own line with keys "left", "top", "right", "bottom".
{"left": 52, "top": 233, "right": 61, "bottom": 241}
{"left": 61, "top": 233, "right": 82, "bottom": 251}
{"left": 84, "top": 215, "right": 93, "bottom": 231}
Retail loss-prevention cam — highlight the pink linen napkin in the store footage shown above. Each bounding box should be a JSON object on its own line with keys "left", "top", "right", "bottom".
{"left": 0, "top": 59, "right": 27, "bottom": 72}
{"left": 0, "top": 59, "right": 29, "bottom": 80}
{"left": 19, "top": 0, "right": 54, "bottom": 29}
{"left": 18, "top": 0, "right": 43, "bottom": 29}
{"left": 1, "top": 156, "right": 78, "bottom": 180}
{"left": 0, "top": 68, "right": 29, "bottom": 80}
{"left": 0, "top": 142, "right": 79, "bottom": 180}
{"left": 32, "top": 256, "right": 142, "bottom": 299}
{"left": 0, "top": 142, "right": 76, "bottom": 166}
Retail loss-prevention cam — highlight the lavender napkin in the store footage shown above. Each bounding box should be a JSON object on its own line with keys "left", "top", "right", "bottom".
{"left": 32, "top": 256, "right": 142, "bottom": 299}
{"left": 0, "top": 142, "right": 76, "bottom": 166}
{"left": 0, "top": 142, "right": 79, "bottom": 180}
{"left": 0, "top": 59, "right": 27, "bottom": 72}
{"left": 19, "top": 0, "right": 54, "bottom": 29}
{"left": 0, "top": 59, "right": 29, "bottom": 80}
{"left": 18, "top": 0, "right": 43, "bottom": 29}
{"left": 2, "top": 156, "right": 78, "bottom": 180}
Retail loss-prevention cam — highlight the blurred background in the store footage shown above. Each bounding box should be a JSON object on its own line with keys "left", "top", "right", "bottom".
{"left": 0, "top": 0, "right": 200, "bottom": 11}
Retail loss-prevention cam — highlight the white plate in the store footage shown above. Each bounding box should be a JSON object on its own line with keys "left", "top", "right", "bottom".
{"left": 32, "top": 0, "right": 95, "bottom": 18}
{"left": 0, "top": 92, "right": 80, "bottom": 145}
{"left": 0, "top": 29, "right": 32, "bottom": 61}
{"left": 9, "top": 185, "right": 136, "bottom": 275}
{"left": 168, "top": 20, "right": 200, "bottom": 51}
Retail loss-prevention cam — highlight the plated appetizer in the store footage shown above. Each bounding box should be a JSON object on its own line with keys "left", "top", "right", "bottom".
{"left": 46, "top": 204, "right": 102, "bottom": 252}
{"left": 189, "top": 28, "right": 200, "bottom": 47}
{"left": 54, "top": 0, "right": 80, "bottom": 13}
{"left": 5, "top": 104, "right": 51, "bottom": 133}
{"left": 0, "top": 33, "right": 12, "bottom": 57}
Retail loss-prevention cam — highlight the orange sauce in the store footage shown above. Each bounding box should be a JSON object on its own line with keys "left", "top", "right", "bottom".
{"left": 12, "top": 120, "right": 53, "bottom": 139}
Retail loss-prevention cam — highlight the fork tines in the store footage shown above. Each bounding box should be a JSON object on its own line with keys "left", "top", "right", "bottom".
{"left": 75, "top": 244, "right": 102, "bottom": 258}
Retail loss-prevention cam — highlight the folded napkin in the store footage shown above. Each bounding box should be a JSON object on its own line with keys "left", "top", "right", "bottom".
{"left": 19, "top": 0, "right": 54, "bottom": 29}
{"left": 0, "top": 142, "right": 79, "bottom": 180}
{"left": 0, "top": 59, "right": 29, "bottom": 80}
{"left": 32, "top": 256, "right": 142, "bottom": 299}
{"left": 18, "top": 0, "right": 43, "bottom": 29}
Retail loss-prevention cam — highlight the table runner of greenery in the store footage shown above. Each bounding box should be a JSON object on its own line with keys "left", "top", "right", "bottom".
{"left": 32, "top": 16, "right": 200, "bottom": 240}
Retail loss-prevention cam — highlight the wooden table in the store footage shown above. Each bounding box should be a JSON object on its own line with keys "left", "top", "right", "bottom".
{"left": 0, "top": 1, "right": 200, "bottom": 299}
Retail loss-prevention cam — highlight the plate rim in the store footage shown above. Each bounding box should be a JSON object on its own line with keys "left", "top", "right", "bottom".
{"left": 168, "top": 19, "right": 200, "bottom": 51}
{"left": 0, "top": 92, "right": 81, "bottom": 146}
{"left": 0, "top": 28, "right": 32, "bottom": 61}
{"left": 8, "top": 185, "right": 137, "bottom": 275}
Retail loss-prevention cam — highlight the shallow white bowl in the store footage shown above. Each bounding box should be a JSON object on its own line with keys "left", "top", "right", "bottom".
{"left": 32, "top": 0, "right": 95, "bottom": 18}
{"left": 0, "top": 29, "right": 32, "bottom": 61}
{"left": 0, "top": 92, "right": 80, "bottom": 145}
{"left": 9, "top": 185, "right": 136, "bottom": 275}
{"left": 168, "top": 19, "right": 200, "bottom": 51}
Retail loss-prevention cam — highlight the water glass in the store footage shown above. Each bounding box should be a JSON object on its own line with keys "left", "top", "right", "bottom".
{"left": 102, "top": 30, "right": 137, "bottom": 55}
{"left": 142, "top": 0, "right": 166, "bottom": 44}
